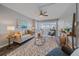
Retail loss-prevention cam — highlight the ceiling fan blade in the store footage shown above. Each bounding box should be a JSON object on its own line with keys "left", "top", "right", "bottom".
{"left": 42, "top": 14, "right": 48, "bottom": 16}
{"left": 40, "top": 10, "right": 43, "bottom": 15}
{"left": 44, "top": 15, "right": 48, "bottom": 16}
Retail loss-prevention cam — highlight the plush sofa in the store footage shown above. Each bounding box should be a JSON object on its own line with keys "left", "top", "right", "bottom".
{"left": 14, "top": 34, "right": 34, "bottom": 43}
{"left": 13, "top": 30, "right": 34, "bottom": 44}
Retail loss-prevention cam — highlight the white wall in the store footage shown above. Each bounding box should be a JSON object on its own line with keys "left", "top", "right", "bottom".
{"left": 0, "top": 5, "right": 32, "bottom": 34}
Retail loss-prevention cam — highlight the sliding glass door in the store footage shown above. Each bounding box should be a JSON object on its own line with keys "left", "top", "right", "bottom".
{"left": 35, "top": 19, "right": 58, "bottom": 36}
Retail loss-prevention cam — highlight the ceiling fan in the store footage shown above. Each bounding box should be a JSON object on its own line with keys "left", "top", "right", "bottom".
{"left": 38, "top": 3, "right": 56, "bottom": 17}
{"left": 39, "top": 9, "right": 48, "bottom": 16}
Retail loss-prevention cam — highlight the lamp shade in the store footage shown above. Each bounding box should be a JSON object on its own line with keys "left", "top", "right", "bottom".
{"left": 7, "top": 26, "right": 15, "bottom": 31}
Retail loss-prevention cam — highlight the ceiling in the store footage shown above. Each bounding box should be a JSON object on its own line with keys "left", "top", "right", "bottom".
{"left": 1, "top": 3, "right": 76, "bottom": 20}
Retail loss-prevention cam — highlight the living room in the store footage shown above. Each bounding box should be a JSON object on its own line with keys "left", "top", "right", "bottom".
{"left": 0, "top": 3, "right": 78, "bottom": 56}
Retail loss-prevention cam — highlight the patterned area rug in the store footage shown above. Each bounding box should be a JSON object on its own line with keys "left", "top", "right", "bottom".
{"left": 7, "top": 37, "right": 58, "bottom": 56}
